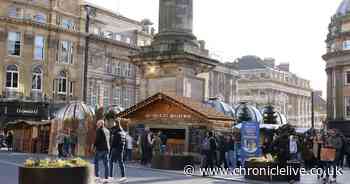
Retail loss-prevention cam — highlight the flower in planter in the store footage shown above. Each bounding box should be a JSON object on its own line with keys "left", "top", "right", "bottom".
{"left": 23, "top": 158, "right": 90, "bottom": 168}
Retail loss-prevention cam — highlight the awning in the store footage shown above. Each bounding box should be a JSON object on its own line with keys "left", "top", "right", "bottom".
{"left": 6, "top": 120, "right": 51, "bottom": 129}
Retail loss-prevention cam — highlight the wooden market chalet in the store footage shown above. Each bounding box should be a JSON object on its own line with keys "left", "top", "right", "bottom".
{"left": 118, "top": 92, "right": 234, "bottom": 154}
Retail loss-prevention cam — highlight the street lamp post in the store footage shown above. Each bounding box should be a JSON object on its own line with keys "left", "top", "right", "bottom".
{"left": 83, "top": 5, "right": 96, "bottom": 103}
{"left": 311, "top": 91, "right": 315, "bottom": 129}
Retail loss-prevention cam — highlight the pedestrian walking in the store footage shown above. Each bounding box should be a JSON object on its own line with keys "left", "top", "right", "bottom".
{"left": 93, "top": 120, "right": 110, "bottom": 183}
{"left": 159, "top": 131, "right": 167, "bottom": 154}
{"left": 70, "top": 131, "right": 78, "bottom": 157}
{"left": 140, "top": 127, "right": 153, "bottom": 166}
{"left": 207, "top": 131, "right": 217, "bottom": 170}
{"left": 56, "top": 130, "right": 65, "bottom": 158}
{"left": 200, "top": 133, "right": 210, "bottom": 170}
{"left": 109, "top": 120, "right": 127, "bottom": 183}
{"left": 6, "top": 131, "right": 13, "bottom": 151}
{"left": 289, "top": 135, "right": 298, "bottom": 161}
{"left": 225, "top": 135, "right": 236, "bottom": 169}
{"left": 63, "top": 129, "right": 71, "bottom": 157}
{"left": 217, "top": 134, "right": 227, "bottom": 168}
{"left": 323, "top": 129, "right": 343, "bottom": 183}
{"left": 153, "top": 132, "right": 162, "bottom": 156}
{"left": 125, "top": 132, "right": 133, "bottom": 161}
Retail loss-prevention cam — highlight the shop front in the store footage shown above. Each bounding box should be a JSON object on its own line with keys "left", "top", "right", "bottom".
{"left": 0, "top": 101, "right": 50, "bottom": 128}
{"left": 118, "top": 93, "right": 234, "bottom": 155}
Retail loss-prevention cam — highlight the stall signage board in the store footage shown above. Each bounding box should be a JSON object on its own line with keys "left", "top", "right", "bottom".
{"left": 145, "top": 113, "right": 191, "bottom": 119}
{"left": 240, "top": 121, "right": 261, "bottom": 159}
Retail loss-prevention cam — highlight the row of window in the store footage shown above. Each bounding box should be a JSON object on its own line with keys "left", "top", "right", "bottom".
{"left": 8, "top": 7, "right": 47, "bottom": 23}
{"left": 93, "top": 28, "right": 132, "bottom": 44}
{"left": 8, "top": 6, "right": 76, "bottom": 31}
{"left": 87, "top": 85, "right": 134, "bottom": 109}
{"left": 5, "top": 65, "right": 73, "bottom": 96}
{"left": 241, "top": 72, "right": 310, "bottom": 88}
{"left": 7, "top": 31, "right": 74, "bottom": 64}
{"left": 105, "top": 62, "right": 135, "bottom": 77}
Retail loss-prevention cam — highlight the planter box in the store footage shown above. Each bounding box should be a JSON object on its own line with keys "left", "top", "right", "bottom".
{"left": 19, "top": 166, "right": 93, "bottom": 184}
{"left": 152, "top": 155, "right": 194, "bottom": 170}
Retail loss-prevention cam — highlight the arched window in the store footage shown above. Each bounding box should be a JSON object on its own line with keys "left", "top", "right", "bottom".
{"left": 6, "top": 65, "right": 18, "bottom": 89}
{"left": 57, "top": 71, "right": 67, "bottom": 94}
{"left": 32, "top": 66, "right": 42, "bottom": 91}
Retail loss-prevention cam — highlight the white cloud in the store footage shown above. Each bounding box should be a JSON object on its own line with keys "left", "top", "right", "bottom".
{"left": 87, "top": 0, "right": 343, "bottom": 97}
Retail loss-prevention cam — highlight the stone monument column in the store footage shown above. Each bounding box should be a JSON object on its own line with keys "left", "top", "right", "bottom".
{"left": 132, "top": 0, "right": 218, "bottom": 101}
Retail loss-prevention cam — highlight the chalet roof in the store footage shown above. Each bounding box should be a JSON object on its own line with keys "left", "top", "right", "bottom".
{"left": 118, "top": 93, "right": 234, "bottom": 121}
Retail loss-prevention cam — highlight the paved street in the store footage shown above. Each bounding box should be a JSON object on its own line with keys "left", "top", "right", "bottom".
{"left": 1, "top": 150, "right": 350, "bottom": 184}
{"left": 0, "top": 151, "right": 238, "bottom": 184}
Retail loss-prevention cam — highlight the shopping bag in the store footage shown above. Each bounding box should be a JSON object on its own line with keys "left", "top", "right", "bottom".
{"left": 320, "top": 147, "right": 336, "bottom": 161}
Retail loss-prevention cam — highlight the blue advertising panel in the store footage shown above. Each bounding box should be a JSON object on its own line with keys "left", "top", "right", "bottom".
{"left": 240, "top": 121, "right": 260, "bottom": 159}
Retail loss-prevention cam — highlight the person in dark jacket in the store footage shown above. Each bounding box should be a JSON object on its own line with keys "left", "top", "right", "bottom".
{"left": 207, "top": 131, "right": 217, "bottom": 170}
{"left": 109, "top": 120, "right": 127, "bottom": 183}
{"left": 6, "top": 131, "right": 13, "bottom": 151}
{"left": 139, "top": 127, "right": 153, "bottom": 166}
{"left": 225, "top": 135, "right": 236, "bottom": 169}
{"left": 159, "top": 131, "right": 167, "bottom": 154}
{"left": 93, "top": 120, "right": 110, "bottom": 182}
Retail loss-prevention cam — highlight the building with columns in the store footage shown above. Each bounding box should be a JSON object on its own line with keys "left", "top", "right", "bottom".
{"left": 198, "top": 62, "right": 239, "bottom": 105}
{"left": 236, "top": 56, "right": 312, "bottom": 128}
{"left": 323, "top": 0, "right": 350, "bottom": 135}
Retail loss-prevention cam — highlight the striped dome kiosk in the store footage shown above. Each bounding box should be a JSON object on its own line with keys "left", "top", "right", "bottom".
{"left": 49, "top": 102, "right": 95, "bottom": 157}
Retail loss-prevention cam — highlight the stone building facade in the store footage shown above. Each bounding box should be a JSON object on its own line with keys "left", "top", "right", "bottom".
{"left": 322, "top": 0, "right": 350, "bottom": 136}
{"left": 198, "top": 62, "right": 239, "bottom": 105}
{"left": 0, "top": 0, "right": 88, "bottom": 125}
{"left": 0, "top": 0, "right": 153, "bottom": 125}
{"left": 82, "top": 2, "right": 153, "bottom": 110}
{"left": 236, "top": 56, "right": 312, "bottom": 128}
{"left": 323, "top": 0, "right": 350, "bottom": 122}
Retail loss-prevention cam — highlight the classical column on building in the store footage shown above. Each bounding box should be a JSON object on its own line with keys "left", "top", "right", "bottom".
{"left": 335, "top": 67, "right": 344, "bottom": 120}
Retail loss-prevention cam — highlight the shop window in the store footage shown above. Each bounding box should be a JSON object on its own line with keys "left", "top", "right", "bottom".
{"left": 8, "top": 32, "right": 21, "bottom": 56}
{"left": 6, "top": 65, "right": 19, "bottom": 89}
{"left": 32, "top": 66, "right": 42, "bottom": 91}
